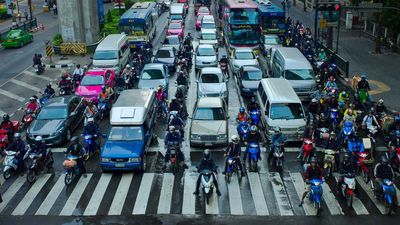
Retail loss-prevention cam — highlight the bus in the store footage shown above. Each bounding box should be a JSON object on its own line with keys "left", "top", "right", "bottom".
{"left": 119, "top": 2, "right": 158, "bottom": 50}
{"left": 220, "top": 0, "right": 260, "bottom": 51}
{"left": 256, "top": 1, "right": 286, "bottom": 34}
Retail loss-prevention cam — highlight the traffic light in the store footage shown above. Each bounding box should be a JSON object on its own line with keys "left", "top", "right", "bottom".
{"left": 317, "top": 2, "right": 341, "bottom": 11}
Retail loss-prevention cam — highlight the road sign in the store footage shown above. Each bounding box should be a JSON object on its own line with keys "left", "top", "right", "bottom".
{"left": 45, "top": 42, "right": 54, "bottom": 57}
{"left": 320, "top": 19, "right": 327, "bottom": 29}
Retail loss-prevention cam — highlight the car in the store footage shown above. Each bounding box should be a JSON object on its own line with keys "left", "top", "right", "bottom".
{"left": 26, "top": 96, "right": 84, "bottom": 145}
{"left": 190, "top": 97, "right": 228, "bottom": 147}
{"left": 201, "top": 15, "right": 216, "bottom": 34}
{"left": 163, "top": 35, "right": 182, "bottom": 51}
{"left": 153, "top": 46, "right": 178, "bottom": 72}
{"left": 75, "top": 68, "right": 116, "bottom": 103}
{"left": 1, "top": 29, "right": 33, "bottom": 48}
{"left": 138, "top": 63, "right": 169, "bottom": 91}
{"left": 197, "top": 67, "right": 228, "bottom": 100}
{"left": 199, "top": 29, "right": 218, "bottom": 50}
{"left": 237, "top": 66, "right": 266, "bottom": 97}
{"left": 157, "top": 0, "right": 171, "bottom": 8}
{"left": 177, "top": 0, "right": 189, "bottom": 13}
{"left": 195, "top": 15, "right": 204, "bottom": 31}
{"left": 229, "top": 48, "right": 259, "bottom": 75}
{"left": 195, "top": 44, "right": 218, "bottom": 70}
{"left": 197, "top": 6, "right": 210, "bottom": 17}
{"left": 167, "top": 21, "right": 184, "bottom": 38}
{"left": 260, "top": 34, "right": 282, "bottom": 57}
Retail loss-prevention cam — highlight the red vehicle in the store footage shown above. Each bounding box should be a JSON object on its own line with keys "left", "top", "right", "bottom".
{"left": 357, "top": 152, "right": 369, "bottom": 182}
{"left": 197, "top": 6, "right": 210, "bottom": 17}
{"left": 75, "top": 68, "right": 116, "bottom": 103}
{"left": 391, "top": 147, "right": 400, "bottom": 171}
{"left": 167, "top": 22, "right": 184, "bottom": 38}
{"left": 196, "top": 15, "right": 204, "bottom": 30}
{"left": 301, "top": 138, "right": 314, "bottom": 164}
{"left": 0, "top": 129, "right": 10, "bottom": 152}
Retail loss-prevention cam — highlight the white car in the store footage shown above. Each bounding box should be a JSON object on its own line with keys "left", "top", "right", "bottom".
{"left": 199, "top": 29, "right": 218, "bottom": 50}
{"left": 197, "top": 67, "right": 227, "bottom": 100}
{"left": 195, "top": 44, "right": 218, "bottom": 70}
{"left": 261, "top": 34, "right": 282, "bottom": 57}
{"left": 229, "top": 48, "right": 259, "bottom": 74}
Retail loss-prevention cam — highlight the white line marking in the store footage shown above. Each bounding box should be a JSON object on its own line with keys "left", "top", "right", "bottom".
{"left": 321, "top": 182, "right": 344, "bottom": 215}
{"left": 0, "top": 89, "right": 25, "bottom": 102}
{"left": 247, "top": 172, "right": 269, "bottom": 215}
{"left": 227, "top": 173, "right": 244, "bottom": 215}
{"left": 35, "top": 174, "right": 66, "bottom": 215}
{"left": 22, "top": 70, "right": 53, "bottom": 81}
{"left": 10, "top": 79, "right": 41, "bottom": 92}
{"left": 157, "top": 173, "right": 175, "bottom": 214}
{"left": 12, "top": 174, "right": 52, "bottom": 215}
{"left": 133, "top": 173, "right": 155, "bottom": 215}
{"left": 0, "top": 176, "right": 26, "bottom": 213}
{"left": 108, "top": 173, "right": 133, "bottom": 215}
{"left": 270, "top": 172, "right": 294, "bottom": 216}
{"left": 182, "top": 172, "right": 197, "bottom": 215}
{"left": 83, "top": 173, "right": 113, "bottom": 216}
{"left": 59, "top": 174, "right": 93, "bottom": 216}
{"left": 0, "top": 109, "right": 6, "bottom": 117}
{"left": 355, "top": 176, "right": 387, "bottom": 214}
{"left": 290, "top": 172, "right": 316, "bottom": 216}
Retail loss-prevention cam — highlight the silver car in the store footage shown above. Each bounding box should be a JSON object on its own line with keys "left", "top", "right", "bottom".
{"left": 229, "top": 48, "right": 259, "bottom": 75}
{"left": 195, "top": 44, "right": 218, "bottom": 70}
{"left": 138, "top": 63, "right": 169, "bottom": 91}
{"left": 197, "top": 67, "right": 227, "bottom": 100}
{"left": 260, "top": 34, "right": 282, "bottom": 58}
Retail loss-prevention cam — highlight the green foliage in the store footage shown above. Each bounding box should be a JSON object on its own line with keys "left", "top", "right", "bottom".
{"left": 124, "top": 0, "right": 135, "bottom": 9}
{"left": 106, "top": 9, "right": 113, "bottom": 23}
{"left": 52, "top": 34, "right": 63, "bottom": 46}
{"left": 0, "top": 7, "right": 10, "bottom": 20}
{"left": 101, "top": 9, "right": 123, "bottom": 36}
{"left": 381, "top": 0, "right": 400, "bottom": 33}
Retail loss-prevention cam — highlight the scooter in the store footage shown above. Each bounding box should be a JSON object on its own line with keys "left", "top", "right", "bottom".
{"left": 2, "top": 150, "right": 19, "bottom": 180}
{"left": 323, "top": 149, "right": 336, "bottom": 179}
{"left": 82, "top": 134, "right": 97, "bottom": 161}
{"left": 168, "top": 145, "right": 180, "bottom": 175}
{"left": 21, "top": 110, "right": 35, "bottom": 130}
{"left": 72, "top": 73, "right": 81, "bottom": 90}
{"left": 341, "top": 121, "right": 354, "bottom": 144}
{"left": 200, "top": 169, "right": 215, "bottom": 204}
{"left": 39, "top": 92, "right": 55, "bottom": 106}
{"left": 272, "top": 143, "right": 284, "bottom": 171}
{"left": 225, "top": 156, "right": 240, "bottom": 183}
{"left": 26, "top": 149, "right": 54, "bottom": 183}
{"left": 381, "top": 179, "right": 396, "bottom": 215}
{"left": 237, "top": 121, "right": 249, "bottom": 142}
{"left": 249, "top": 110, "right": 260, "bottom": 127}
{"left": 340, "top": 173, "right": 356, "bottom": 208}
{"left": 330, "top": 108, "right": 339, "bottom": 131}
{"left": 302, "top": 138, "right": 314, "bottom": 164}
{"left": 63, "top": 155, "right": 81, "bottom": 186}
{"left": 316, "top": 127, "right": 330, "bottom": 147}
{"left": 308, "top": 179, "right": 324, "bottom": 216}
{"left": 0, "top": 129, "right": 10, "bottom": 153}
{"left": 356, "top": 151, "right": 370, "bottom": 183}
{"left": 98, "top": 98, "right": 109, "bottom": 120}
{"left": 34, "top": 63, "right": 44, "bottom": 75}
{"left": 248, "top": 142, "right": 260, "bottom": 172}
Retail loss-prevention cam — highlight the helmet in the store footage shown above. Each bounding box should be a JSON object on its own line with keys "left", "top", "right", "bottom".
{"left": 87, "top": 117, "right": 94, "bottom": 123}
{"left": 70, "top": 136, "right": 79, "bottom": 143}
{"left": 381, "top": 155, "right": 389, "bottom": 165}
{"left": 3, "top": 114, "right": 9, "bottom": 121}
{"left": 35, "top": 136, "right": 42, "bottom": 142}
{"left": 250, "top": 125, "right": 257, "bottom": 132}
{"left": 330, "top": 131, "right": 336, "bottom": 136}
{"left": 378, "top": 99, "right": 384, "bottom": 104}
{"left": 250, "top": 97, "right": 256, "bottom": 103}
{"left": 188, "top": 32, "right": 191, "bottom": 36}
{"left": 14, "top": 133, "right": 21, "bottom": 139}
{"left": 203, "top": 149, "right": 210, "bottom": 160}
{"left": 341, "top": 91, "right": 346, "bottom": 95}
{"left": 239, "top": 107, "right": 245, "bottom": 113}
{"left": 361, "top": 75, "right": 367, "bottom": 79}
{"left": 169, "top": 125, "right": 175, "bottom": 132}
{"left": 311, "top": 98, "right": 317, "bottom": 103}
{"left": 182, "top": 58, "right": 187, "bottom": 63}
{"left": 231, "top": 135, "right": 239, "bottom": 144}
{"left": 274, "top": 127, "right": 281, "bottom": 133}
{"left": 157, "top": 85, "right": 162, "bottom": 91}
{"left": 126, "top": 64, "right": 131, "bottom": 68}
{"left": 47, "top": 84, "right": 51, "bottom": 88}
{"left": 396, "top": 130, "right": 400, "bottom": 137}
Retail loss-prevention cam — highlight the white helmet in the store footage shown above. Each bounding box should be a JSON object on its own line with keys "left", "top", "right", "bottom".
{"left": 35, "top": 136, "right": 42, "bottom": 142}
{"left": 126, "top": 64, "right": 131, "bottom": 68}
{"left": 231, "top": 135, "right": 239, "bottom": 144}
{"left": 378, "top": 99, "right": 384, "bottom": 104}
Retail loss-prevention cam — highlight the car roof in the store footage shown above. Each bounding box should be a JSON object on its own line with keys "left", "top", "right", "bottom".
{"left": 199, "top": 6, "right": 209, "bottom": 11}
{"left": 166, "top": 35, "right": 180, "bottom": 39}
{"left": 45, "top": 96, "right": 76, "bottom": 107}
{"left": 86, "top": 68, "right": 108, "bottom": 75}
{"left": 158, "top": 46, "right": 174, "bottom": 51}
{"left": 197, "top": 97, "right": 222, "bottom": 108}
{"left": 235, "top": 48, "right": 253, "bottom": 53}
{"left": 260, "top": 78, "right": 301, "bottom": 103}
{"left": 200, "top": 67, "right": 222, "bottom": 74}
{"left": 275, "top": 47, "right": 313, "bottom": 69}
{"left": 197, "top": 44, "right": 214, "bottom": 49}
{"left": 265, "top": 34, "right": 280, "bottom": 38}
{"left": 241, "top": 65, "right": 262, "bottom": 72}
{"left": 202, "top": 15, "right": 214, "bottom": 21}
{"left": 143, "top": 63, "right": 164, "bottom": 69}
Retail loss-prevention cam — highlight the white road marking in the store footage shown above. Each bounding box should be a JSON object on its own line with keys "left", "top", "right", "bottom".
{"left": 12, "top": 174, "right": 52, "bottom": 215}
{"left": 182, "top": 172, "right": 197, "bottom": 215}
{"left": 35, "top": 174, "right": 66, "bottom": 215}
{"left": 290, "top": 172, "right": 316, "bottom": 216}
{"left": 133, "top": 173, "right": 155, "bottom": 215}
{"left": 226, "top": 173, "right": 244, "bottom": 215}
{"left": 247, "top": 172, "right": 269, "bottom": 215}
{"left": 23, "top": 70, "right": 54, "bottom": 81}
{"left": 59, "top": 174, "right": 93, "bottom": 216}
{"left": 0, "top": 176, "right": 26, "bottom": 213}
{"left": 270, "top": 172, "right": 294, "bottom": 216}
{"left": 355, "top": 176, "right": 387, "bottom": 214}
{"left": 321, "top": 182, "right": 344, "bottom": 215}
{"left": 157, "top": 173, "right": 175, "bottom": 214}
{"left": 83, "top": 173, "right": 113, "bottom": 216}
{"left": 108, "top": 173, "right": 133, "bottom": 215}
{"left": 0, "top": 89, "right": 25, "bottom": 102}
{"left": 0, "top": 109, "right": 6, "bottom": 117}
{"left": 10, "top": 79, "right": 41, "bottom": 92}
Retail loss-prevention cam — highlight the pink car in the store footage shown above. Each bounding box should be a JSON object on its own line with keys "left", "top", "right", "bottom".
{"left": 167, "top": 22, "right": 184, "bottom": 38}
{"left": 196, "top": 15, "right": 204, "bottom": 31}
{"left": 197, "top": 6, "right": 210, "bottom": 17}
{"left": 75, "top": 68, "right": 115, "bottom": 103}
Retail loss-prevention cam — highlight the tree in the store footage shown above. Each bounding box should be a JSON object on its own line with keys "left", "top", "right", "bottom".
{"left": 124, "top": 0, "right": 135, "bottom": 9}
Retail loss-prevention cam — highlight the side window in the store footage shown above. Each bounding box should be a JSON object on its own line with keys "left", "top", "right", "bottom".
{"left": 261, "top": 90, "right": 267, "bottom": 106}
{"left": 121, "top": 40, "right": 129, "bottom": 55}
{"left": 265, "top": 101, "right": 270, "bottom": 116}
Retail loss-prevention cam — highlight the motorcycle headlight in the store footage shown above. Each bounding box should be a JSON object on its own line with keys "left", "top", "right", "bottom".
{"left": 101, "top": 157, "right": 110, "bottom": 162}
{"left": 217, "top": 134, "right": 227, "bottom": 140}
{"left": 191, "top": 134, "right": 201, "bottom": 140}
{"left": 129, "top": 157, "right": 141, "bottom": 162}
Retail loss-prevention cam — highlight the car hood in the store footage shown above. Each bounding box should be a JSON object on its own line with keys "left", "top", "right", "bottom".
{"left": 198, "top": 82, "right": 226, "bottom": 95}
{"left": 267, "top": 118, "right": 306, "bottom": 129}
{"left": 196, "top": 55, "right": 216, "bottom": 62}
{"left": 233, "top": 59, "right": 258, "bottom": 67}
{"left": 191, "top": 120, "right": 226, "bottom": 135}
{"left": 93, "top": 59, "right": 118, "bottom": 68}
{"left": 287, "top": 79, "right": 316, "bottom": 90}
{"left": 102, "top": 141, "right": 144, "bottom": 158}
{"left": 168, "top": 29, "right": 183, "bottom": 33}
{"left": 76, "top": 85, "right": 102, "bottom": 96}
{"left": 155, "top": 57, "right": 175, "bottom": 64}
{"left": 139, "top": 79, "right": 167, "bottom": 90}
{"left": 241, "top": 80, "right": 260, "bottom": 89}
{"left": 28, "top": 119, "right": 65, "bottom": 135}
{"left": 199, "top": 39, "right": 218, "bottom": 45}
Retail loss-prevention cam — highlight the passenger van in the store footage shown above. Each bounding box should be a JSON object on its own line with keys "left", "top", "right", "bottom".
{"left": 169, "top": 3, "right": 185, "bottom": 23}
{"left": 93, "top": 34, "right": 130, "bottom": 75}
{"left": 100, "top": 89, "right": 156, "bottom": 171}
{"left": 270, "top": 47, "right": 316, "bottom": 100}
{"left": 256, "top": 78, "right": 306, "bottom": 141}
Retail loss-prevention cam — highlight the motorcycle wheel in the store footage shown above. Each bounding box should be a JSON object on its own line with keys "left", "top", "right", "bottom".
{"left": 386, "top": 202, "right": 393, "bottom": 215}
{"left": 251, "top": 160, "right": 257, "bottom": 172}
{"left": 315, "top": 201, "right": 321, "bottom": 216}
{"left": 65, "top": 171, "right": 74, "bottom": 186}
{"left": 361, "top": 169, "right": 369, "bottom": 183}
{"left": 3, "top": 169, "right": 12, "bottom": 180}
{"left": 226, "top": 172, "right": 232, "bottom": 183}
{"left": 346, "top": 194, "right": 353, "bottom": 208}
{"left": 26, "top": 169, "right": 36, "bottom": 183}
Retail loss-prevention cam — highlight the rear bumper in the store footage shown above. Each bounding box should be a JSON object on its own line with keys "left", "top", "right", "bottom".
{"left": 99, "top": 162, "right": 144, "bottom": 171}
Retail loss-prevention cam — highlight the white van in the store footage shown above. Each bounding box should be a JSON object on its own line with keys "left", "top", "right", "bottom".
{"left": 93, "top": 34, "right": 130, "bottom": 75}
{"left": 169, "top": 3, "right": 185, "bottom": 23}
{"left": 270, "top": 47, "right": 316, "bottom": 101}
{"left": 257, "top": 78, "right": 306, "bottom": 141}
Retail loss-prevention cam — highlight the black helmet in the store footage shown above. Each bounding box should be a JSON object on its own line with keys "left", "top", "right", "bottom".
{"left": 47, "top": 84, "right": 52, "bottom": 88}
{"left": 3, "top": 114, "right": 9, "bottom": 121}
{"left": 381, "top": 155, "right": 389, "bottom": 165}
{"left": 203, "top": 149, "right": 210, "bottom": 160}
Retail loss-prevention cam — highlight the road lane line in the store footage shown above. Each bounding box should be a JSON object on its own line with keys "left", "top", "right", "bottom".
{"left": 270, "top": 172, "right": 294, "bottom": 216}
{"left": 182, "top": 172, "right": 197, "bottom": 215}
{"left": 0, "top": 176, "right": 26, "bottom": 213}
{"left": 0, "top": 89, "right": 25, "bottom": 102}
{"left": 108, "top": 173, "right": 133, "bottom": 215}
{"left": 133, "top": 173, "right": 155, "bottom": 215}
{"left": 12, "top": 174, "right": 52, "bottom": 215}
{"left": 83, "top": 174, "right": 113, "bottom": 216}
{"left": 59, "top": 174, "right": 93, "bottom": 216}
{"left": 247, "top": 172, "right": 269, "bottom": 215}
{"left": 356, "top": 176, "right": 387, "bottom": 214}
{"left": 321, "top": 182, "right": 344, "bottom": 215}
{"left": 22, "top": 70, "right": 53, "bottom": 81}
{"left": 35, "top": 174, "right": 66, "bottom": 215}
{"left": 157, "top": 173, "right": 175, "bottom": 214}
{"left": 290, "top": 172, "right": 316, "bottom": 216}
{"left": 10, "top": 79, "right": 41, "bottom": 92}
{"left": 227, "top": 173, "right": 243, "bottom": 215}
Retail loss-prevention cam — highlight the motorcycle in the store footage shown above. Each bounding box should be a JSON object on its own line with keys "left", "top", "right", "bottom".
{"left": 341, "top": 121, "right": 354, "bottom": 144}
{"left": 302, "top": 138, "right": 314, "bottom": 164}
{"left": 168, "top": 145, "right": 180, "bottom": 175}
{"left": 0, "top": 129, "right": 10, "bottom": 153}
{"left": 237, "top": 121, "right": 249, "bottom": 142}
{"left": 72, "top": 73, "right": 81, "bottom": 90}
{"left": 225, "top": 157, "right": 240, "bottom": 183}
{"left": 34, "top": 63, "right": 44, "bottom": 75}
{"left": 330, "top": 108, "right": 339, "bottom": 131}
{"left": 308, "top": 179, "right": 324, "bottom": 216}
{"left": 272, "top": 143, "right": 284, "bottom": 171}
{"left": 39, "top": 92, "right": 55, "bottom": 106}
{"left": 356, "top": 151, "right": 370, "bottom": 183}
{"left": 200, "top": 169, "right": 215, "bottom": 204}
{"left": 389, "top": 147, "right": 400, "bottom": 171}
{"left": 82, "top": 134, "right": 97, "bottom": 161}
{"left": 98, "top": 98, "right": 109, "bottom": 120}
{"left": 249, "top": 110, "right": 260, "bottom": 127}
{"left": 316, "top": 127, "right": 329, "bottom": 147}
{"left": 156, "top": 100, "right": 167, "bottom": 120}
{"left": 323, "top": 149, "right": 336, "bottom": 179}
{"left": 59, "top": 84, "right": 72, "bottom": 96}
{"left": 2, "top": 150, "right": 20, "bottom": 180}
{"left": 381, "top": 179, "right": 396, "bottom": 215}
{"left": 21, "top": 109, "right": 35, "bottom": 130}
{"left": 26, "top": 149, "right": 54, "bottom": 183}
{"left": 248, "top": 142, "right": 260, "bottom": 172}
{"left": 340, "top": 173, "right": 356, "bottom": 208}
{"left": 63, "top": 155, "right": 81, "bottom": 186}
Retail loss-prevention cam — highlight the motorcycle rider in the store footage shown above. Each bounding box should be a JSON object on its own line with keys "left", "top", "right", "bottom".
{"left": 375, "top": 99, "right": 386, "bottom": 116}
{"left": 337, "top": 153, "right": 356, "bottom": 192}
{"left": 338, "top": 91, "right": 350, "bottom": 104}
{"left": 33, "top": 53, "right": 42, "bottom": 68}
{"left": 318, "top": 49, "right": 327, "bottom": 62}
{"left": 44, "top": 84, "right": 55, "bottom": 97}
{"left": 1, "top": 114, "right": 14, "bottom": 139}
{"left": 373, "top": 155, "right": 395, "bottom": 198}
{"left": 243, "top": 125, "right": 262, "bottom": 163}
{"left": 6, "top": 133, "right": 27, "bottom": 174}
{"left": 236, "top": 107, "right": 249, "bottom": 133}
{"left": 268, "top": 127, "right": 286, "bottom": 165}
{"left": 84, "top": 101, "right": 98, "bottom": 124}
{"left": 222, "top": 135, "right": 245, "bottom": 176}
{"left": 308, "top": 98, "right": 321, "bottom": 121}
{"left": 388, "top": 130, "right": 400, "bottom": 164}
{"left": 26, "top": 96, "right": 40, "bottom": 113}
{"left": 325, "top": 75, "right": 338, "bottom": 92}
{"left": 168, "top": 97, "right": 182, "bottom": 114}
{"left": 299, "top": 157, "right": 324, "bottom": 206}
{"left": 65, "top": 136, "right": 86, "bottom": 174}
{"left": 105, "top": 83, "right": 114, "bottom": 100}
{"left": 193, "top": 149, "right": 221, "bottom": 196}
{"left": 311, "top": 85, "right": 326, "bottom": 102}
{"left": 219, "top": 55, "right": 229, "bottom": 77}
{"left": 176, "top": 71, "right": 188, "bottom": 87}
{"left": 155, "top": 85, "right": 168, "bottom": 116}
{"left": 72, "top": 64, "right": 84, "bottom": 82}
{"left": 168, "top": 113, "right": 185, "bottom": 138}
{"left": 83, "top": 117, "right": 100, "bottom": 150}
{"left": 58, "top": 73, "right": 72, "bottom": 94}
{"left": 362, "top": 109, "right": 380, "bottom": 131}
{"left": 357, "top": 75, "right": 371, "bottom": 93}
{"left": 247, "top": 97, "right": 260, "bottom": 113}
{"left": 29, "top": 136, "right": 48, "bottom": 169}
{"left": 164, "top": 126, "right": 186, "bottom": 169}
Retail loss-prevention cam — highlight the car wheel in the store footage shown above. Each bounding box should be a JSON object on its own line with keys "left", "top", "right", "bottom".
{"left": 66, "top": 129, "right": 72, "bottom": 142}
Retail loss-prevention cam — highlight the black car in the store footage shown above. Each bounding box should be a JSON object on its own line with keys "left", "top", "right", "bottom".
{"left": 26, "top": 96, "right": 84, "bottom": 145}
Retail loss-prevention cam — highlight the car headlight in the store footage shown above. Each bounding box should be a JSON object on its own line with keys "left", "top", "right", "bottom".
{"left": 217, "top": 134, "right": 227, "bottom": 140}
{"left": 129, "top": 157, "right": 141, "bottom": 162}
{"left": 191, "top": 134, "right": 201, "bottom": 140}
{"left": 101, "top": 157, "right": 110, "bottom": 162}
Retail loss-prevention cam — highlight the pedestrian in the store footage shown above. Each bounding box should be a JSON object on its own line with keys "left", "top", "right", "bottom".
{"left": 53, "top": 3, "right": 57, "bottom": 15}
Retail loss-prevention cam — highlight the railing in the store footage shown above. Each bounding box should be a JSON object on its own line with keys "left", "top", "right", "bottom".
{"left": 316, "top": 41, "right": 350, "bottom": 78}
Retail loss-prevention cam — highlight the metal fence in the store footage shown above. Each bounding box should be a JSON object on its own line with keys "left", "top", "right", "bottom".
{"left": 316, "top": 41, "right": 350, "bottom": 78}
{"left": 0, "top": 18, "right": 38, "bottom": 42}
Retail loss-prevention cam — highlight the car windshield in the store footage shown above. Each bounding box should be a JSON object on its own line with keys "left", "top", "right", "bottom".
{"left": 194, "top": 107, "right": 225, "bottom": 120}
{"left": 199, "top": 7, "right": 209, "bottom": 14}
{"left": 285, "top": 69, "right": 314, "bottom": 80}
{"left": 197, "top": 47, "right": 215, "bottom": 56}
{"left": 37, "top": 107, "right": 68, "bottom": 120}
{"left": 8, "top": 31, "right": 21, "bottom": 38}
{"left": 169, "top": 23, "right": 181, "bottom": 29}
{"left": 170, "top": 14, "right": 182, "bottom": 20}
{"left": 230, "top": 29, "right": 259, "bottom": 45}
{"left": 141, "top": 69, "right": 164, "bottom": 80}
{"left": 93, "top": 50, "right": 118, "bottom": 60}
{"left": 200, "top": 73, "right": 221, "bottom": 83}
{"left": 243, "top": 70, "right": 262, "bottom": 80}
{"left": 202, "top": 33, "right": 216, "bottom": 40}
{"left": 265, "top": 36, "right": 280, "bottom": 45}
{"left": 81, "top": 75, "right": 104, "bottom": 86}
{"left": 202, "top": 22, "right": 215, "bottom": 29}
{"left": 167, "top": 36, "right": 180, "bottom": 45}
{"left": 229, "top": 9, "right": 258, "bottom": 24}
{"left": 156, "top": 49, "right": 172, "bottom": 58}
{"left": 235, "top": 51, "right": 254, "bottom": 60}
{"left": 270, "top": 103, "right": 304, "bottom": 120}
{"left": 108, "top": 126, "right": 143, "bottom": 141}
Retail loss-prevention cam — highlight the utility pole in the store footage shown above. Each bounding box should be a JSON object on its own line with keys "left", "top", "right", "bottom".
{"left": 28, "top": 0, "right": 33, "bottom": 20}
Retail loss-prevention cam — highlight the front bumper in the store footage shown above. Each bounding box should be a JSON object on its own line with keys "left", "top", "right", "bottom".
{"left": 1, "top": 41, "right": 19, "bottom": 48}
{"left": 99, "top": 162, "right": 144, "bottom": 171}
{"left": 195, "top": 62, "right": 218, "bottom": 69}
{"left": 190, "top": 138, "right": 227, "bottom": 147}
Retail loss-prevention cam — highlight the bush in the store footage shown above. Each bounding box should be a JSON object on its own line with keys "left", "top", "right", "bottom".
{"left": 53, "top": 34, "right": 63, "bottom": 46}
{"left": 0, "top": 7, "right": 10, "bottom": 20}
{"left": 124, "top": 0, "right": 135, "bottom": 9}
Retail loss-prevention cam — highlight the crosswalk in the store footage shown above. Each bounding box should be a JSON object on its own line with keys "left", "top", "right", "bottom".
{"left": 0, "top": 171, "right": 398, "bottom": 216}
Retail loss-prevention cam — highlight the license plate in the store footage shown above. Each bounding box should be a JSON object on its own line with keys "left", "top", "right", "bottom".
{"left": 115, "top": 163, "right": 125, "bottom": 168}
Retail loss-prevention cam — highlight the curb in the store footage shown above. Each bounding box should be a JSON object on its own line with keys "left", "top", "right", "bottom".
{"left": 45, "top": 63, "right": 74, "bottom": 68}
